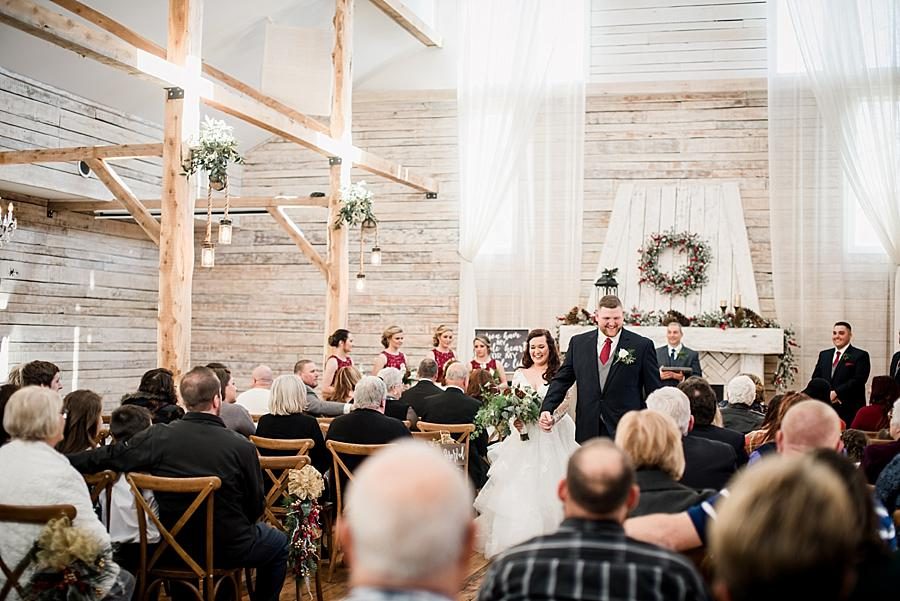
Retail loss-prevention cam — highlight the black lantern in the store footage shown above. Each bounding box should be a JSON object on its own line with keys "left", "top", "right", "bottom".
{"left": 594, "top": 267, "right": 619, "bottom": 297}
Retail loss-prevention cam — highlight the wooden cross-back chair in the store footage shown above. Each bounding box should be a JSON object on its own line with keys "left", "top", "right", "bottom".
{"left": 415, "top": 421, "right": 475, "bottom": 479}
{"left": 249, "top": 435, "right": 315, "bottom": 457}
{"left": 316, "top": 418, "right": 334, "bottom": 436}
{"left": 410, "top": 430, "right": 443, "bottom": 442}
{"left": 126, "top": 474, "right": 241, "bottom": 601}
{"left": 0, "top": 504, "right": 76, "bottom": 601}
{"left": 83, "top": 470, "right": 117, "bottom": 530}
{"left": 324, "top": 441, "right": 392, "bottom": 581}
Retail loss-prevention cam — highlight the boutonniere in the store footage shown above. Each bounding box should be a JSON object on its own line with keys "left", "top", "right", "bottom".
{"left": 676, "top": 351, "right": 687, "bottom": 361}
{"left": 615, "top": 348, "right": 636, "bottom": 365}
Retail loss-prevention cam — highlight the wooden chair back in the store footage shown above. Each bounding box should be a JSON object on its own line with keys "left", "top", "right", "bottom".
{"left": 0, "top": 504, "right": 76, "bottom": 601}
{"left": 83, "top": 470, "right": 117, "bottom": 529}
{"left": 127, "top": 474, "right": 240, "bottom": 601}
{"left": 866, "top": 437, "right": 896, "bottom": 446}
{"left": 415, "top": 421, "right": 475, "bottom": 479}
{"left": 410, "top": 430, "right": 443, "bottom": 442}
{"left": 258, "top": 455, "right": 311, "bottom": 530}
{"left": 249, "top": 435, "right": 314, "bottom": 456}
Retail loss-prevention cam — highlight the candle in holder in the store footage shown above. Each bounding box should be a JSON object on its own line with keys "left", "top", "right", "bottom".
{"left": 719, "top": 299, "right": 728, "bottom": 313}
{"left": 734, "top": 294, "right": 742, "bottom": 308}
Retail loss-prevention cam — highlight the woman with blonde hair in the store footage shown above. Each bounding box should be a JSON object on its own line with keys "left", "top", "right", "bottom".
{"left": 615, "top": 410, "right": 715, "bottom": 517}
{"left": 255, "top": 374, "right": 329, "bottom": 473}
{"left": 332, "top": 365, "right": 362, "bottom": 404}
{"left": 370, "top": 325, "right": 408, "bottom": 376}
{"left": 430, "top": 324, "right": 456, "bottom": 383}
{"left": 470, "top": 335, "right": 508, "bottom": 386}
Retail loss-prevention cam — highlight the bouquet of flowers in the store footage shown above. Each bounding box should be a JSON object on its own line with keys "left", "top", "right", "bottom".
{"left": 24, "top": 517, "right": 117, "bottom": 601}
{"left": 475, "top": 386, "right": 542, "bottom": 441}
{"left": 284, "top": 465, "right": 325, "bottom": 580}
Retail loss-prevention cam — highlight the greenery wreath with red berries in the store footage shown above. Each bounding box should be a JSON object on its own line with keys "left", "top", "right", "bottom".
{"left": 638, "top": 230, "right": 712, "bottom": 296}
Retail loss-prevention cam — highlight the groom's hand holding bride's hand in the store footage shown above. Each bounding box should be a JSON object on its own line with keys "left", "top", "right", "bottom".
{"left": 539, "top": 411, "right": 555, "bottom": 431}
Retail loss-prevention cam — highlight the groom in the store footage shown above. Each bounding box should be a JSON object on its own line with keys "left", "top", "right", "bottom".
{"left": 540, "top": 295, "right": 661, "bottom": 442}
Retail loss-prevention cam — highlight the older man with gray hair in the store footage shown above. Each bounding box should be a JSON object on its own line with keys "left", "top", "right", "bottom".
{"left": 721, "top": 374, "right": 764, "bottom": 434}
{"left": 341, "top": 441, "right": 475, "bottom": 601}
{"left": 646, "top": 386, "right": 736, "bottom": 491}
{"left": 378, "top": 367, "right": 416, "bottom": 425}
{"left": 326, "top": 376, "right": 411, "bottom": 476}
{"left": 235, "top": 365, "right": 274, "bottom": 415}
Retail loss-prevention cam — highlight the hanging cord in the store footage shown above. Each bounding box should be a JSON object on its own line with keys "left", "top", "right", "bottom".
{"left": 204, "top": 184, "right": 213, "bottom": 243}
{"left": 223, "top": 179, "right": 230, "bottom": 222}
{"left": 359, "top": 225, "right": 365, "bottom": 272}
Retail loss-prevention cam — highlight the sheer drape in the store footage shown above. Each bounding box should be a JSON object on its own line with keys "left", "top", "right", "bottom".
{"left": 769, "top": 1, "right": 896, "bottom": 379}
{"left": 457, "top": 0, "right": 586, "bottom": 358}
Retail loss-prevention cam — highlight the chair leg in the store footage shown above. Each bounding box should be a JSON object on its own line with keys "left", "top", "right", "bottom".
{"left": 315, "top": 568, "right": 323, "bottom": 601}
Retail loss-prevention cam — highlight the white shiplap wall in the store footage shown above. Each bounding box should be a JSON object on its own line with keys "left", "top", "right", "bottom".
{"left": 591, "top": 0, "right": 767, "bottom": 83}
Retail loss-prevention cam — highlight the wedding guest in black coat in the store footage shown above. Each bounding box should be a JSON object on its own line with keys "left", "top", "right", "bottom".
{"left": 721, "top": 375, "right": 765, "bottom": 434}
{"left": 615, "top": 410, "right": 716, "bottom": 516}
{"left": 401, "top": 357, "right": 442, "bottom": 417}
{"left": 656, "top": 320, "right": 703, "bottom": 387}
{"left": 811, "top": 321, "right": 871, "bottom": 425}
{"left": 680, "top": 376, "right": 748, "bottom": 466}
{"left": 889, "top": 329, "right": 900, "bottom": 387}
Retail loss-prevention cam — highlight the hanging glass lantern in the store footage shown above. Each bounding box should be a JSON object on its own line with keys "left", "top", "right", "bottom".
{"left": 201, "top": 241, "right": 216, "bottom": 268}
{"left": 355, "top": 272, "right": 367, "bottom": 292}
{"left": 370, "top": 246, "right": 382, "bottom": 266}
{"left": 218, "top": 218, "right": 233, "bottom": 245}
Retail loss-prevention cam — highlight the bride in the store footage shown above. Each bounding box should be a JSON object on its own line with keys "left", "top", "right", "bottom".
{"left": 474, "top": 328, "right": 580, "bottom": 558}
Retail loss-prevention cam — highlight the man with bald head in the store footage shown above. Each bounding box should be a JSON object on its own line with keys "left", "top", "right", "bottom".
{"left": 776, "top": 400, "right": 842, "bottom": 455}
{"left": 478, "top": 439, "right": 708, "bottom": 601}
{"left": 236, "top": 365, "right": 274, "bottom": 415}
{"left": 341, "top": 441, "right": 475, "bottom": 601}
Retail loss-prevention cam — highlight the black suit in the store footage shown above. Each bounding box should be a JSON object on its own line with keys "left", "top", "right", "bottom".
{"left": 326, "top": 408, "right": 410, "bottom": 475}
{"left": 631, "top": 469, "right": 716, "bottom": 517}
{"left": 655, "top": 345, "right": 702, "bottom": 387}
{"left": 255, "top": 412, "right": 330, "bottom": 474}
{"left": 542, "top": 328, "right": 662, "bottom": 441}
{"left": 688, "top": 424, "right": 748, "bottom": 466}
{"left": 418, "top": 386, "right": 489, "bottom": 489}
{"left": 400, "top": 379, "right": 442, "bottom": 417}
{"left": 890, "top": 351, "right": 900, "bottom": 387}
{"left": 811, "top": 344, "right": 871, "bottom": 424}
{"left": 681, "top": 435, "right": 737, "bottom": 491}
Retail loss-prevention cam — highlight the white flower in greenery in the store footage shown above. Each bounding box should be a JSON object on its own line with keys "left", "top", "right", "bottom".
{"left": 615, "top": 348, "right": 636, "bottom": 365}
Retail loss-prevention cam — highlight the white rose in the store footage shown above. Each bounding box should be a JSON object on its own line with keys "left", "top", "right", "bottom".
{"left": 617, "top": 349, "right": 628, "bottom": 359}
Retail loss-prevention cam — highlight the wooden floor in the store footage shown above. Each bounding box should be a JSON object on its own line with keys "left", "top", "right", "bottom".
{"left": 279, "top": 551, "right": 491, "bottom": 601}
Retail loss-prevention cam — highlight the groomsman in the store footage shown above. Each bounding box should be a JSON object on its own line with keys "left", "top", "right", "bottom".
{"left": 811, "top": 321, "right": 871, "bottom": 425}
{"left": 890, "top": 329, "right": 900, "bottom": 387}
{"left": 656, "top": 320, "right": 702, "bottom": 387}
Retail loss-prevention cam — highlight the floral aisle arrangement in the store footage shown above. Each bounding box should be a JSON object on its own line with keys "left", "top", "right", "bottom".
{"left": 183, "top": 116, "right": 243, "bottom": 190}
{"left": 475, "top": 386, "right": 542, "bottom": 441}
{"left": 638, "top": 230, "right": 712, "bottom": 296}
{"left": 24, "top": 517, "right": 117, "bottom": 601}
{"left": 284, "top": 465, "right": 325, "bottom": 581}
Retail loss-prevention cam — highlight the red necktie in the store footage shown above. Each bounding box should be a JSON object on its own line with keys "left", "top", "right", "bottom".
{"left": 600, "top": 337, "right": 612, "bottom": 365}
{"left": 832, "top": 351, "right": 841, "bottom": 369}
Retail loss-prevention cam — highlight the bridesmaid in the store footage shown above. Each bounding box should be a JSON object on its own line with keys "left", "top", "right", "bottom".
{"left": 430, "top": 324, "right": 456, "bottom": 383}
{"left": 322, "top": 328, "right": 353, "bottom": 399}
{"left": 470, "top": 335, "right": 508, "bottom": 386}
{"left": 371, "top": 325, "right": 408, "bottom": 375}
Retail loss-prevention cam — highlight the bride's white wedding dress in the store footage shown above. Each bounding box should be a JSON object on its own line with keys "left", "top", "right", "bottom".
{"left": 474, "top": 370, "right": 580, "bottom": 558}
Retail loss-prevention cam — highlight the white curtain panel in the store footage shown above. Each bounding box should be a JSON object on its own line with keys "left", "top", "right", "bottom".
{"left": 456, "top": 0, "right": 586, "bottom": 360}
{"left": 769, "top": 0, "right": 896, "bottom": 378}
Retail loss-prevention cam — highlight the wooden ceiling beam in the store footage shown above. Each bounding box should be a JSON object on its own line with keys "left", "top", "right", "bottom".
{"left": 267, "top": 206, "right": 328, "bottom": 276}
{"left": 0, "top": 143, "right": 164, "bottom": 165}
{"left": 49, "top": 195, "right": 330, "bottom": 213}
{"left": 368, "top": 0, "right": 442, "bottom": 47}
{"left": 85, "top": 158, "right": 160, "bottom": 245}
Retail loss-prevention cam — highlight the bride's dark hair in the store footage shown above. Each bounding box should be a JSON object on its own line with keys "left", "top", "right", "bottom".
{"left": 519, "top": 329, "right": 561, "bottom": 382}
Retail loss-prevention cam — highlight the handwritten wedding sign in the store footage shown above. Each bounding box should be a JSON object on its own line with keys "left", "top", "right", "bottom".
{"left": 474, "top": 328, "right": 529, "bottom": 375}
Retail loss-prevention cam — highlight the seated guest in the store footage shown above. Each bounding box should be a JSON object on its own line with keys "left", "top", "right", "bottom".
{"left": 852, "top": 376, "right": 898, "bottom": 431}
{"left": 401, "top": 358, "right": 441, "bottom": 417}
{"left": 209, "top": 364, "right": 256, "bottom": 437}
{"left": 720, "top": 375, "right": 764, "bottom": 434}
{"left": 326, "top": 376, "right": 411, "bottom": 476}
{"left": 709, "top": 453, "right": 858, "bottom": 601}
{"left": 744, "top": 393, "right": 783, "bottom": 453}
{"left": 679, "top": 376, "right": 748, "bottom": 466}
{"left": 862, "top": 399, "right": 900, "bottom": 484}
{"left": 416, "top": 362, "right": 489, "bottom": 489}
{"left": 465, "top": 368, "right": 493, "bottom": 401}
{"left": 332, "top": 366, "right": 362, "bottom": 404}
{"left": 341, "top": 442, "right": 475, "bottom": 601}
{"left": 68, "top": 367, "right": 286, "bottom": 601}
{"left": 20, "top": 359, "right": 63, "bottom": 392}
{"left": 254, "top": 375, "right": 329, "bottom": 474}
{"left": 656, "top": 319, "right": 702, "bottom": 387}
{"left": 6, "top": 364, "right": 23, "bottom": 386}
{"left": 477, "top": 439, "right": 708, "bottom": 601}
{"left": 615, "top": 410, "right": 715, "bottom": 517}
{"left": 0, "top": 387, "right": 133, "bottom": 600}
{"left": 746, "top": 392, "right": 812, "bottom": 462}
{"left": 842, "top": 429, "right": 869, "bottom": 464}
{"left": 741, "top": 372, "right": 767, "bottom": 413}
{"left": 121, "top": 367, "right": 184, "bottom": 424}
{"left": 294, "top": 360, "right": 351, "bottom": 417}
{"left": 235, "top": 365, "right": 274, "bottom": 416}
{"left": 646, "top": 386, "right": 736, "bottom": 491}
{"left": 876, "top": 453, "right": 900, "bottom": 513}
{"left": 377, "top": 367, "right": 416, "bottom": 425}
{"left": 0, "top": 383, "right": 20, "bottom": 445}
{"left": 56, "top": 389, "right": 103, "bottom": 454}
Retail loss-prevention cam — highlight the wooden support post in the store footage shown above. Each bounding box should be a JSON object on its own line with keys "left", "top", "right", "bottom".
{"left": 267, "top": 207, "right": 329, "bottom": 277}
{"left": 368, "top": 0, "right": 442, "bottom": 47}
{"left": 324, "top": 0, "right": 353, "bottom": 355}
{"left": 158, "top": 0, "right": 202, "bottom": 380}
{"left": 85, "top": 158, "right": 161, "bottom": 245}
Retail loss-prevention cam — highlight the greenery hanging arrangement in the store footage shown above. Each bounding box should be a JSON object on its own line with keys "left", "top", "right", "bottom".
{"left": 183, "top": 116, "right": 243, "bottom": 190}
{"left": 334, "top": 181, "right": 377, "bottom": 229}
{"left": 638, "top": 230, "right": 712, "bottom": 296}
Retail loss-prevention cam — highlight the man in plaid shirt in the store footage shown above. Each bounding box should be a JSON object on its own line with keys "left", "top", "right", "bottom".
{"left": 477, "top": 439, "right": 708, "bottom": 601}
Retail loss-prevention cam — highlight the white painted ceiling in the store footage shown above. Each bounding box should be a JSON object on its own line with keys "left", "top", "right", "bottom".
{"left": 0, "top": 0, "right": 458, "bottom": 150}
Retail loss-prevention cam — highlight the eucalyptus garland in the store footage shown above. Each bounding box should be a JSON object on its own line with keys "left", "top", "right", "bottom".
{"left": 638, "top": 230, "right": 712, "bottom": 296}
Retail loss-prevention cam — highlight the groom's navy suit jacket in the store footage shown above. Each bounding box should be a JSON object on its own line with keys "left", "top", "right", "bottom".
{"left": 542, "top": 328, "right": 662, "bottom": 442}
{"left": 811, "top": 344, "right": 871, "bottom": 425}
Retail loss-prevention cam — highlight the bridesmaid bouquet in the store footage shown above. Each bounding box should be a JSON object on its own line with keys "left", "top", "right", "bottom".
{"left": 475, "top": 386, "right": 542, "bottom": 441}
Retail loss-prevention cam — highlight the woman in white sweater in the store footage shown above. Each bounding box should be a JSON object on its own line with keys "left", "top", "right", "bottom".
{"left": 0, "top": 386, "right": 133, "bottom": 601}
